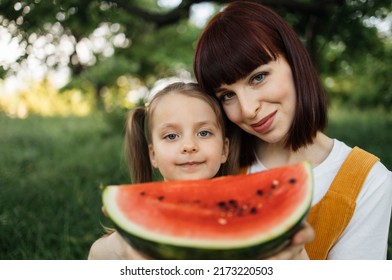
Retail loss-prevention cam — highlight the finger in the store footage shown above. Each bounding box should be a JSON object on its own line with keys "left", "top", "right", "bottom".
{"left": 266, "top": 244, "right": 304, "bottom": 260}
{"left": 101, "top": 206, "right": 107, "bottom": 217}
{"left": 291, "top": 222, "right": 315, "bottom": 245}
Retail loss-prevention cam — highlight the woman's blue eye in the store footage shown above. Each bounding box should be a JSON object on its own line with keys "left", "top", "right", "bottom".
{"left": 251, "top": 73, "right": 266, "bottom": 84}
{"left": 219, "top": 91, "right": 235, "bottom": 102}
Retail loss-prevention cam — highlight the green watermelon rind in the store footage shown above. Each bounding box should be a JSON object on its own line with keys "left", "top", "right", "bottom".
{"left": 115, "top": 210, "right": 309, "bottom": 260}
{"left": 103, "top": 161, "right": 313, "bottom": 259}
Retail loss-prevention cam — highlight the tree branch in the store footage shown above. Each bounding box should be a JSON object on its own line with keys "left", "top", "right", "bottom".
{"left": 109, "top": 0, "right": 343, "bottom": 28}
{"left": 110, "top": 0, "right": 205, "bottom": 27}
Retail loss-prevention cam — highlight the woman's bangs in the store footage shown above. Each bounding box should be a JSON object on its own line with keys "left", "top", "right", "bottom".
{"left": 197, "top": 22, "right": 275, "bottom": 94}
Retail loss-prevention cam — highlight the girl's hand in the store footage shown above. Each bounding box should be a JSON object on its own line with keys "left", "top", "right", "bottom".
{"left": 266, "top": 222, "right": 314, "bottom": 260}
{"left": 88, "top": 231, "right": 148, "bottom": 260}
{"left": 89, "top": 207, "right": 148, "bottom": 260}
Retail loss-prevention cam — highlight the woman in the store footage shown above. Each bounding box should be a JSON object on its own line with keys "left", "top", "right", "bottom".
{"left": 193, "top": 1, "right": 392, "bottom": 259}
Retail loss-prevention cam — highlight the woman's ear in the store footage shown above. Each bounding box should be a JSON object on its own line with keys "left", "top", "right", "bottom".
{"left": 148, "top": 144, "right": 159, "bottom": 168}
{"left": 221, "top": 138, "right": 230, "bottom": 164}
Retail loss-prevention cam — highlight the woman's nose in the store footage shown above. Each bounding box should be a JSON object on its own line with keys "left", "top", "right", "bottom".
{"left": 237, "top": 91, "right": 260, "bottom": 120}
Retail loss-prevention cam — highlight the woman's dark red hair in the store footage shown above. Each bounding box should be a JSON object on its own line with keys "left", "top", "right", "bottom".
{"left": 193, "top": 1, "right": 327, "bottom": 165}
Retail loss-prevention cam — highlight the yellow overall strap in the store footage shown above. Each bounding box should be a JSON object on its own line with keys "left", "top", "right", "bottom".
{"left": 305, "top": 147, "right": 379, "bottom": 259}
{"left": 239, "top": 166, "right": 248, "bottom": 175}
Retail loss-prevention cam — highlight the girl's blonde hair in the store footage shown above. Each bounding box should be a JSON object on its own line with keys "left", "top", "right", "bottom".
{"left": 125, "top": 82, "right": 238, "bottom": 183}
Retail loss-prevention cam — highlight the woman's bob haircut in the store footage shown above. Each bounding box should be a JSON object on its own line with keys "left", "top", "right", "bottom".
{"left": 194, "top": 1, "right": 327, "bottom": 163}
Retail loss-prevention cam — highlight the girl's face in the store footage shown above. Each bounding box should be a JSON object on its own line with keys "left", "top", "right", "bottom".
{"left": 215, "top": 56, "right": 296, "bottom": 145}
{"left": 148, "top": 93, "right": 229, "bottom": 181}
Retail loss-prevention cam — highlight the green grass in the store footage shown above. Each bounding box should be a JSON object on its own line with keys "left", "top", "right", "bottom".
{"left": 0, "top": 107, "right": 391, "bottom": 259}
{"left": 0, "top": 113, "right": 130, "bottom": 259}
{"left": 326, "top": 106, "right": 392, "bottom": 170}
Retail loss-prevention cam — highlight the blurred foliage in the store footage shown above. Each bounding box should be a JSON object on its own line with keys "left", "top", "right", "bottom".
{"left": 0, "top": 74, "right": 148, "bottom": 118}
{"left": 0, "top": 79, "right": 94, "bottom": 117}
{"left": 322, "top": 40, "right": 392, "bottom": 108}
{"left": 0, "top": 0, "right": 391, "bottom": 113}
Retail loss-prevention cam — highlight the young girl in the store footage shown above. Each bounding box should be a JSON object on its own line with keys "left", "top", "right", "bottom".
{"left": 88, "top": 82, "right": 232, "bottom": 259}
{"left": 125, "top": 82, "right": 231, "bottom": 183}
{"left": 193, "top": 1, "right": 392, "bottom": 259}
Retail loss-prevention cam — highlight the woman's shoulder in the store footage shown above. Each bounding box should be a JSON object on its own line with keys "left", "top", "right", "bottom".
{"left": 341, "top": 142, "right": 392, "bottom": 200}
{"left": 332, "top": 139, "right": 391, "bottom": 181}
{"left": 363, "top": 160, "right": 392, "bottom": 192}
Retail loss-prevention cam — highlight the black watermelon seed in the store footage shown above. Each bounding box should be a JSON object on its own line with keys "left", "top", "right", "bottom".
{"left": 157, "top": 196, "right": 164, "bottom": 201}
{"left": 256, "top": 189, "right": 264, "bottom": 196}
{"left": 217, "top": 201, "right": 226, "bottom": 207}
{"left": 250, "top": 207, "right": 257, "bottom": 214}
{"left": 228, "top": 199, "right": 238, "bottom": 208}
{"left": 217, "top": 201, "right": 228, "bottom": 211}
{"left": 139, "top": 191, "right": 145, "bottom": 196}
{"left": 289, "top": 178, "right": 297, "bottom": 184}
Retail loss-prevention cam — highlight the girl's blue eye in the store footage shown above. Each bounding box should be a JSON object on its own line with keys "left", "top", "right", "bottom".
{"left": 197, "top": 130, "right": 211, "bottom": 137}
{"left": 164, "top": 134, "right": 178, "bottom": 140}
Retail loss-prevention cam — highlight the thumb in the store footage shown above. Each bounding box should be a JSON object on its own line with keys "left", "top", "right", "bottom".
{"left": 101, "top": 206, "right": 108, "bottom": 217}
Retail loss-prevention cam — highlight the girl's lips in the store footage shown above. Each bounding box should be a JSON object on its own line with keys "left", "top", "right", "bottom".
{"left": 250, "top": 111, "right": 277, "bottom": 133}
{"left": 177, "top": 161, "right": 204, "bottom": 167}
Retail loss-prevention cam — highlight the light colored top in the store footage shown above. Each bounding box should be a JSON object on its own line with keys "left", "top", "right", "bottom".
{"left": 248, "top": 139, "right": 392, "bottom": 259}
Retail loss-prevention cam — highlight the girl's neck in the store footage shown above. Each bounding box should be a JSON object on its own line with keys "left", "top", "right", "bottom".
{"left": 255, "top": 132, "right": 333, "bottom": 169}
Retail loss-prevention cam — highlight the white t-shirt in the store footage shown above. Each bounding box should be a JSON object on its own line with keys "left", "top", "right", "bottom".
{"left": 248, "top": 139, "right": 392, "bottom": 259}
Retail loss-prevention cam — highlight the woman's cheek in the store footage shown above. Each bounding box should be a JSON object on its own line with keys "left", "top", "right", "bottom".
{"left": 224, "top": 106, "right": 242, "bottom": 124}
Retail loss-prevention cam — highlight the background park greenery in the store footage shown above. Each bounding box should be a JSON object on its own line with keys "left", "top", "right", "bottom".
{"left": 0, "top": 0, "right": 391, "bottom": 259}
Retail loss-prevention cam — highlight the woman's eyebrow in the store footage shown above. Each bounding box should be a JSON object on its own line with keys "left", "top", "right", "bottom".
{"left": 215, "top": 87, "right": 228, "bottom": 95}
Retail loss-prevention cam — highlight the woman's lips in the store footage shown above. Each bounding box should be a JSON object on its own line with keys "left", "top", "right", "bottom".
{"left": 250, "top": 110, "right": 277, "bottom": 133}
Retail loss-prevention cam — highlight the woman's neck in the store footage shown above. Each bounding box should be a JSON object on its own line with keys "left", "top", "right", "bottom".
{"left": 255, "top": 132, "right": 333, "bottom": 169}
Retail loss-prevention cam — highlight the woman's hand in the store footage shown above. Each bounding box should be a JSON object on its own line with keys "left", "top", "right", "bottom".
{"left": 266, "top": 222, "right": 314, "bottom": 260}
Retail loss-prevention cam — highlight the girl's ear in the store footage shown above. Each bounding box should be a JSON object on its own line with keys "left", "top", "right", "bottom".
{"left": 148, "top": 144, "right": 159, "bottom": 168}
{"left": 221, "top": 138, "right": 230, "bottom": 164}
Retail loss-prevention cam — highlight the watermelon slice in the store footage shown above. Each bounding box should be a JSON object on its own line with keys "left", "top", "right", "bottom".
{"left": 102, "top": 161, "right": 313, "bottom": 259}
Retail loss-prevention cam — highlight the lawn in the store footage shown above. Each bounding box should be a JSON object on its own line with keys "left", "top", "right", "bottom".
{"left": 0, "top": 113, "right": 130, "bottom": 259}
{"left": 0, "top": 108, "right": 391, "bottom": 259}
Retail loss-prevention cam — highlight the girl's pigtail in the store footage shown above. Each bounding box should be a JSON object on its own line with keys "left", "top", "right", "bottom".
{"left": 125, "top": 107, "right": 153, "bottom": 183}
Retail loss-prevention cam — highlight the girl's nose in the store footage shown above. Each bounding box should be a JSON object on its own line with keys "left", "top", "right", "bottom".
{"left": 181, "top": 139, "right": 199, "bottom": 153}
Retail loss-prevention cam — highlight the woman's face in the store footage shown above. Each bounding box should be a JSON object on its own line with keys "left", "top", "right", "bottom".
{"left": 215, "top": 56, "right": 296, "bottom": 145}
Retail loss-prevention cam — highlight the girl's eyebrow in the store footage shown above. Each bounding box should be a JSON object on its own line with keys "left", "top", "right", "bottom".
{"left": 195, "top": 120, "right": 219, "bottom": 127}
{"left": 155, "top": 122, "right": 178, "bottom": 130}
{"left": 157, "top": 120, "right": 218, "bottom": 129}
